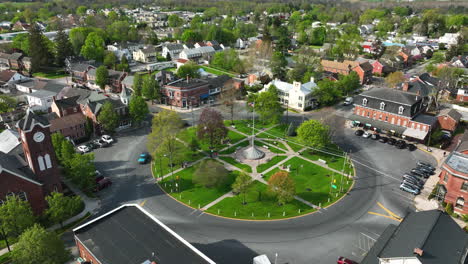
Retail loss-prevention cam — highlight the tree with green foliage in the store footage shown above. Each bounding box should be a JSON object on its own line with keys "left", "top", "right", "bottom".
{"left": 168, "top": 14, "right": 183, "bottom": 27}
{"left": 147, "top": 110, "right": 184, "bottom": 178}
{"left": 51, "top": 133, "right": 65, "bottom": 162}
{"left": 270, "top": 51, "right": 287, "bottom": 79}
{"left": 189, "top": 137, "right": 200, "bottom": 152}
{"left": 13, "top": 224, "right": 71, "bottom": 264}
{"left": 129, "top": 95, "right": 149, "bottom": 125}
{"left": 107, "top": 21, "right": 133, "bottom": 43}
{"left": 67, "top": 153, "right": 96, "bottom": 193}
{"left": 69, "top": 27, "right": 95, "bottom": 54}
{"left": 193, "top": 159, "right": 229, "bottom": 188}
{"left": 313, "top": 79, "right": 341, "bottom": 106}
{"left": 80, "top": 32, "right": 105, "bottom": 62}
{"left": 376, "top": 19, "right": 394, "bottom": 38}
{"left": 385, "top": 71, "right": 405, "bottom": 88}
{"left": 0, "top": 95, "right": 16, "bottom": 114}
{"left": 76, "top": 6, "right": 87, "bottom": 16}
{"left": 45, "top": 192, "right": 82, "bottom": 228}
{"left": 142, "top": 75, "right": 160, "bottom": 103}
{"left": 297, "top": 120, "right": 330, "bottom": 149}
{"left": 60, "top": 139, "right": 75, "bottom": 167}
{"left": 103, "top": 51, "right": 117, "bottom": 69}
{"left": 232, "top": 172, "right": 252, "bottom": 205}
{"left": 330, "top": 33, "right": 362, "bottom": 60}
{"left": 133, "top": 74, "right": 143, "bottom": 96}
{"left": 0, "top": 195, "right": 34, "bottom": 241}
{"left": 338, "top": 72, "right": 361, "bottom": 95}
{"left": 181, "top": 29, "right": 203, "bottom": 43}
{"left": 197, "top": 108, "right": 228, "bottom": 148}
{"left": 29, "top": 23, "right": 53, "bottom": 73}
{"left": 54, "top": 23, "right": 74, "bottom": 67}
{"left": 268, "top": 171, "right": 295, "bottom": 205}
{"left": 211, "top": 49, "right": 245, "bottom": 73}
{"left": 309, "top": 27, "right": 326, "bottom": 46}
{"left": 12, "top": 34, "right": 30, "bottom": 55}
{"left": 252, "top": 85, "right": 284, "bottom": 124}
{"left": 177, "top": 62, "right": 200, "bottom": 79}
{"left": 97, "top": 101, "right": 119, "bottom": 133}
{"left": 117, "top": 55, "right": 130, "bottom": 72}
{"left": 95, "top": 66, "right": 108, "bottom": 90}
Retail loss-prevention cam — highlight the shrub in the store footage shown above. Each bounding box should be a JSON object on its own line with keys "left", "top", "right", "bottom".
{"left": 445, "top": 202, "right": 454, "bottom": 215}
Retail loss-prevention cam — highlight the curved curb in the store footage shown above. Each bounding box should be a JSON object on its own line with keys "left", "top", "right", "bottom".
{"left": 150, "top": 158, "right": 358, "bottom": 222}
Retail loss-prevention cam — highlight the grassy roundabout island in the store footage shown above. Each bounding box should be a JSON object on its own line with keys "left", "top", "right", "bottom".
{"left": 152, "top": 119, "right": 355, "bottom": 220}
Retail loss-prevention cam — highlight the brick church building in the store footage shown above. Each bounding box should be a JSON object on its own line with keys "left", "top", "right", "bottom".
{"left": 0, "top": 109, "right": 62, "bottom": 214}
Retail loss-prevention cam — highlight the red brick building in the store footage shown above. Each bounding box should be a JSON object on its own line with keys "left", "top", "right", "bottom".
{"left": 351, "top": 88, "right": 437, "bottom": 141}
{"left": 162, "top": 78, "right": 211, "bottom": 108}
{"left": 0, "top": 110, "right": 62, "bottom": 214}
{"left": 457, "top": 88, "right": 468, "bottom": 102}
{"left": 321, "top": 59, "right": 373, "bottom": 84}
{"left": 437, "top": 109, "right": 462, "bottom": 132}
{"left": 438, "top": 132, "right": 468, "bottom": 214}
{"left": 48, "top": 96, "right": 87, "bottom": 141}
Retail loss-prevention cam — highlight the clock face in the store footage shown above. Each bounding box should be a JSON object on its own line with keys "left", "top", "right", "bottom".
{"left": 33, "top": 132, "right": 45, "bottom": 143}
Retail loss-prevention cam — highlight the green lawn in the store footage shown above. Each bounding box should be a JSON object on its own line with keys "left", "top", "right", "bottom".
{"left": 254, "top": 140, "right": 286, "bottom": 154}
{"left": 257, "top": 155, "right": 288, "bottom": 173}
{"left": 257, "top": 123, "right": 288, "bottom": 139}
{"left": 218, "top": 156, "right": 252, "bottom": 173}
{"left": 219, "top": 140, "right": 250, "bottom": 154}
{"left": 200, "top": 65, "right": 236, "bottom": 77}
{"left": 205, "top": 181, "right": 314, "bottom": 220}
{"left": 0, "top": 251, "right": 12, "bottom": 264}
{"left": 286, "top": 141, "right": 304, "bottom": 152}
{"left": 177, "top": 126, "right": 246, "bottom": 152}
{"left": 159, "top": 161, "right": 238, "bottom": 208}
{"left": 300, "top": 149, "right": 353, "bottom": 175}
{"left": 33, "top": 70, "right": 68, "bottom": 79}
{"left": 225, "top": 120, "right": 274, "bottom": 136}
{"left": 152, "top": 141, "right": 205, "bottom": 178}
{"left": 266, "top": 157, "right": 353, "bottom": 208}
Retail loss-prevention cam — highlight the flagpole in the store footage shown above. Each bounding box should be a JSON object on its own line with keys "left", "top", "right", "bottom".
{"left": 252, "top": 101, "right": 255, "bottom": 145}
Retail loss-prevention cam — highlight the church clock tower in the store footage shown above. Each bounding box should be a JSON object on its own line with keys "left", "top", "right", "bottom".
{"left": 17, "top": 109, "right": 62, "bottom": 194}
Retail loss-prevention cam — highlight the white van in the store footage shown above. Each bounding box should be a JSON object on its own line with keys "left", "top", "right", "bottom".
{"left": 343, "top": 97, "right": 354, "bottom": 105}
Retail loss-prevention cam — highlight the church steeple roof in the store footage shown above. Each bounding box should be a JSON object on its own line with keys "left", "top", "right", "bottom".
{"left": 17, "top": 108, "right": 50, "bottom": 132}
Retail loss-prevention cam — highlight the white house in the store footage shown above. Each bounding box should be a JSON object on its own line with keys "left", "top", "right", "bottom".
{"left": 0, "top": 70, "right": 28, "bottom": 93}
{"left": 161, "top": 43, "right": 184, "bottom": 60}
{"left": 178, "top": 46, "right": 216, "bottom": 61}
{"left": 235, "top": 38, "right": 247, "bottom": 49}
{"left": 26, "top": 90, "right": 56, "bottom": 111}
{"left": 439, "top": 33, "right": 460, "bottom": 46}
{"left": 107, "top": 44, "right": 132, "bottom": 61}
{"left": 262, "top": 78, "right": 318, "bottom": 111}
{"left": 133, "top": 46, "right": 157, "bottom": 63}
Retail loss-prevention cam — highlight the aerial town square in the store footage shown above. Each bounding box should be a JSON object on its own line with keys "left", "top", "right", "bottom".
{"left": 0, "top": 0, "right": 467, "bottom": 263}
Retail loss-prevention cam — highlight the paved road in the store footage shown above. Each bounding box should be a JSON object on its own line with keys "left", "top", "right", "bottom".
{"left": 83, "top": 107, "right": 436, "bottom": 264}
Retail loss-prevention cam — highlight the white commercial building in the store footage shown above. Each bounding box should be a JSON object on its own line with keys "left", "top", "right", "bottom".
{"left": 262, "top": 78, "right": 318, "bottom": 111}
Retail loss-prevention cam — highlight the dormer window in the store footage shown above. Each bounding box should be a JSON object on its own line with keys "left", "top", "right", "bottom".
{"left": 398, "top": 106, "right": 404, "bottom": 115}
{"left": 380, "top": 102, "right": 385, "bottom": 110}
{"left": 362, "top": 98, "right": 367, "bottom": 106}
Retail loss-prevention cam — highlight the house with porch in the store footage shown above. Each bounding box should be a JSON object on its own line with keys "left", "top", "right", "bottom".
{"left": 263, "top": 78, "right": 318, "bottom": 111}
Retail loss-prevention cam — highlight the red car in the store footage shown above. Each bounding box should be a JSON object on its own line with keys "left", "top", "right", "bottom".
{"left": 337, "top": 257, "right": 358, "bottom": 264}
{"left": 95, "top": 177, "right": 112, "bottom": 192}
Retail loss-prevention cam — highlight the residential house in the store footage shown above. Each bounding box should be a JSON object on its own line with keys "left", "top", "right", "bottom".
{"left": 0, "top": 110, "right": 62, "bottom": 215}
{"left": 206, "top": 75, "right": 243, "bottom": 101}
{"left": 133, "top": 46, "right": 157, "bottom": 63}
{"left": 51, "top": 96, "right": 81, "bottom": 118}
{"left": 438, "top": 132, "right": 468, "bottom": 214}
{"left": 26, "top": 90, "right": 56, "bottom": 112}
{"left": 161, "top": 78, "right": 211, "bottom": 108}
{"left": 235, "top": 38, "right": 248, "bottom": 49}
{"left": 0, "top": 70, "right": 28, "bottom": 93}
{"left": 8, "top": 53, "right": 23, "bottom": 70}
{"left": 68, "top": 63, "right": 95, "bottom": 84}
{"left": 73, "top": 204, "right": 215, "bottom": 264}
{"left": 360, "top": 210, "right": 467, "bottom": 264}
{"left": 263, "top": 78, "right": 317, "bottom": 111}
{"left": 155, "top": 70, "right": 176, "bottom": 86}
{"left": 439, "top": 33, "right": 460, "bottom": 46}
{"left": 450, "top": 55, "right": 468, "bottom": 68}
{"left": 175, "top": 58, "right": 189, "bottom": 69}
{"left": 456, "top": 88, "right": 468, "bottom": 102}
{"left": 119, "top": 86, "right": 132, "bottom": 106}
{"left": 12, "top": 21, "right": 30, "bottom": 31}
{"left": 46, "top": 112, "right": 87, "bottom": 141}
{"left": 0, "top": 109, "right": 25, "bottom": 125}
{"left": 359, "top": 24, "right": 374, "bottom": 35}
{"left": 107, "top": 44, "right": 132, "bottom": 61}
{"left": 21, "top": 57, "right": 31, "bottom": 73}
{"left": 437, "top": 108, "right": 462, "bottom": 133}
{"left": 351, "top": 88, "right": 437, "bottom": 141}
{"left": 178, "top": 46, "right": 216, "bottom": 62}
{"left": 0, "top": 52, "right": 11, "bottom": 70}
{"left": 194, "top": 42, "right": 207, "bottom": 48}
{"left": 321, "top": 59, "right": 373, "bottom": 84}
{"left": 161, "top": 43, "right": 184, "bottom": 60}
{"left": 86, "top": 68, "right": 127, "bottom": 93}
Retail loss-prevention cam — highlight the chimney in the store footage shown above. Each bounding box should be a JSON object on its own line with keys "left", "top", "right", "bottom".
{"left": 413, "top": 248, "right": 424, "bottom": 256}
{"left": 402, "top": 81, "right": 409, "bottom": 91}
{"left": 310, "top": 77, "right": 315, "bottom": 83}
{"left": 293, "top": 81, "right": 301, "bottom": 90}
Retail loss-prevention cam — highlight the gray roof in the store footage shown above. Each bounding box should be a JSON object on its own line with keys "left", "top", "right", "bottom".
{"left": 457, "top": 131, "right": 468, "bottom": 152}
{"left": 0, "top": 150, "right": 39, "bottom": 184}
{"left": 412, "top": 114, "right": 437, "bottom": 125}
{"left": 28, "top": 89, "right": 56, "bottom": 98}
{"left": 17, "top": 109, "right": 50, "bottom": 131}
{"left": 445, "top": 152, "right": 468, "bottom": 175}
{"left": 73, "top": 205, "right": 214, "bottom": 264}
{"left": 361, "top": 210, "right": 468, "bottom": 264}
{"left": 355, "top": 88, "right": 422, "bottom": 118}
{"left": 70, "top": 63, "right": 93, "bottom": 72}
{"left": 165, "top": 43, "right": 184, "bottom": 51}
{"left": 207, "top": 75, "right": 231, "bottom": 88}
{"left": 439, "top": 108, "right": 462, "bottom": 121}
{"left": 0, "top": 129, "right": 20, "bottom": 154}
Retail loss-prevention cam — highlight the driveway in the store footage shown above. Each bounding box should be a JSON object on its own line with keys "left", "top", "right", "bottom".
{"left": 74, "top": 109, "right": 436, "bottom": 264}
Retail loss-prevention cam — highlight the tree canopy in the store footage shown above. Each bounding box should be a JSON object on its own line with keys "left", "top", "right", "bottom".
{"left": 129, "top": 95, "right": 149, "bottom": 125}
{"left": 197, "top": 108, "right": 228, "bottom": 148}
{"left": 98, "top": 101, "right": 119, "bottom": 133}
{"left": 193, "top": 159, "right": 230, "bottom": 188}
{"left": 297, "top": 120, "right": 330, "bottom": 149}
{"left": 268, "top": 171, "right": 295, "bottom": 205}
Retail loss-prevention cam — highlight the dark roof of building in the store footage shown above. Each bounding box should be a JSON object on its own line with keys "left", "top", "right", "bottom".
{"left": 0, "top": 151, "right": 40, "bottom": 185}
{"left": 59, "top": 87, "right": 92, "bottom": 101}
{"left": 73, "top": 205, "right": 215, "bottom": 264}
{"left": 412, "top": 114, "right": 437, "bottom": 125}
{"left": 208, "top": 40, "right": 219, "bottom": 46}
{"left": 54, "top": 96, "right": 79, "bottom": 110}
{"left": 355, "top": 88, "right": 422, "bottom": 117}
{"left": 211, "top": 44, "right": 223, "bottom": 51}
{"left": 17, "top": 109, "right": 50, "bottom": 132}
{"left": 141, "top": 46, "right": 156, "bottom": 54}
{"left": 49, "top": 113, "right": 86, "bottom": 131}
{"left": 165, "top": 78, "right": 209, "bottom": 89}
{"left": 9, "top": 53, "right": 22, "bottom": 60}
{"left": 207, "top": 75, "right": 231, "bottom": 88}
{"left": 70, "top": 63, "right": 93, "bottom": 72}
{"left": 457, "top": 131, "right": 468, "bottom": 152}
{"left": 165, "top": 43, "right": 184, "bottom": 51}
{"left": 418, "top": 73, "right": 439, "bottom": 86}
{"left": 359, "top": 61, "right": 373, "bottom": 72}
{"left": 361, "top": 210, "right": 468, "bottom": 264}
{"left": 0, "top": 70, "right": 16, "bottom": 82}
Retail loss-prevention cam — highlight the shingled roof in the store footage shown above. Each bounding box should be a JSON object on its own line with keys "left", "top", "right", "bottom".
{"left": 17, "top": 109, "right": 50, "bottom": 132}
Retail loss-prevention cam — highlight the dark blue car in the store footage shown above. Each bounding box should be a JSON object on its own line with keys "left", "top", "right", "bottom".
{"left": 138, "top": 152, "right": 151, "bottom": 164}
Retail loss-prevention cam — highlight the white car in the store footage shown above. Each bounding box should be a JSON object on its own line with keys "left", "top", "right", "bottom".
{"left": 362, "top": 131, "right": 372, "bottom": 138}
{"left": 77, "top": 145, "right": 90, "bottom": 153}
{"left": 101, "top": 135, "right": 114, "bottom": 144}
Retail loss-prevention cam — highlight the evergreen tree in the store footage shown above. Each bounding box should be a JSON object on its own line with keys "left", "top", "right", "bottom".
{"left": 133, "top": 74, "right": 143, "bottom": 96}
{"left": 54, "top": 23, "right": 73, "bottom": 67}
{"left": 29, "top": 23, "right": 52, "bottom": 73}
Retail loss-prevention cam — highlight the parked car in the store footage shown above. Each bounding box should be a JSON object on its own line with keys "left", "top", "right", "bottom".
{"left": 95, "top": 170, "right": 104, "bottom": 183}
{"left": 379, "top": 136, "right": 388, "bottom": 143}
{"left": 387, "top": 138, "right": 396, "bottom": 145}
{"left": 402, "top": 180, "right": 422, "bottom": 190}
{"left": 95, "top": 177, "right": 112, "bottom": 191}
{"left": 77, "top": 145, "right": 90, "bottom": 153}
{"left": 86, "top": 142, "right": 97, "bottom": 150}
{"left": 101, "top": 135, "right": 114, "bottom": 144}
{"left": 403, "top": 178, "right": 423, "bottom": 188}
{"left": 416, "top": 165, "right": 434, "bottom": 175}
{"left": 343, "top": 97, "right": 354, "bottom": 106}
{"left": 337, "top": 257, "right": 358, "bottom": 264}
{"left": 371, "top": 133, "right": 380, "bottom": 140}
{"left": 411, "top": 168, "right": 429, "bottom": 178}
{"left": 407, "top": 144, "right": 417, "bottom": 151}
{"left": 355, "top": 130, "right": 364, "bottom": 136}
{"left": 403, "top": 174, "right": 424, "bottom": 185}
{"left": 400, "top": 183, "right": 420, "bottom": 195}
{"left": 362, "top": 131, "right": 372, "bottom": 138}
{"left": 93, "top": 139, "right": 109, "bottom": 148}
{"left": 417, "top": 161, "right": 435, "bottom": 171}
{"left": 138, "top": 152, "right": 151, "bottom": 164}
